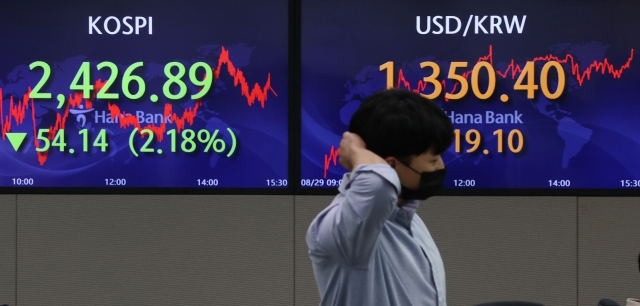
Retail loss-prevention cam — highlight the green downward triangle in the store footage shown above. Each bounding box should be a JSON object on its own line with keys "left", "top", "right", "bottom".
{"left": 6, "top": 132, "right": 27, "bottom": 152}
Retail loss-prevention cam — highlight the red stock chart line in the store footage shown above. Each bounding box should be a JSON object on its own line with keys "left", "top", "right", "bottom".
{"left": 323, "top": 145, "right": 340, "bottom": 179}
{"left": 397, "top": 45, "right": 634, "bottom": 101}
{"left": 215, "top": 46, "right": 277, "bottom": 108}
{"left": 0, "top": 47, "right": 276, "bottom": 165}
{"left": 321, "top": 45, "right": 635, "bottom": 178}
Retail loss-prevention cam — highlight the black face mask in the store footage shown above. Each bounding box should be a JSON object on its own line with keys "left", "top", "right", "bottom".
{"left": 398, "top": 163, "right": 447, "bottom": 201}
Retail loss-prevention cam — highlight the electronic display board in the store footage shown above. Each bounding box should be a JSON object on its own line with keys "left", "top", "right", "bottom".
{"left": 300, "top": 0, "right": 640, "bottom": 193}
{"left": 0, "top": 0, "right": 289, "bottom": 190}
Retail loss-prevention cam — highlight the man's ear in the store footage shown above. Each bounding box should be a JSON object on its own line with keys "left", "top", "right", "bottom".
{"left": 385, "top": 156, "right": 397, "bottom": 168}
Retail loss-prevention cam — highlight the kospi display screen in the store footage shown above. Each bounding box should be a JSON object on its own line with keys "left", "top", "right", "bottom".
{"left": 300, "top": 0, "right": 640, "bottom": 192}
{"left": 0, "top": 1, "right": 289, "bottom": 190}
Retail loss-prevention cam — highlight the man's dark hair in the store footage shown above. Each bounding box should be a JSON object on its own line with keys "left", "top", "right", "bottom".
{"left": 348, "top": 89, "right": 454, "bottom": 161}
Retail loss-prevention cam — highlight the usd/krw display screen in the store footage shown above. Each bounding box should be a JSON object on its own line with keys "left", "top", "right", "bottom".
{"left": 300, "top": 0, "right": 640, "bottom": 191}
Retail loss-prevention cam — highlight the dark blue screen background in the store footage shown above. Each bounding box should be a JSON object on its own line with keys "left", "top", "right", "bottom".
{"left": 301, "top": 0, "right": 640, "bottom": 189}
{"left": 0, "top": 0, "right": 289, "bottom": 188}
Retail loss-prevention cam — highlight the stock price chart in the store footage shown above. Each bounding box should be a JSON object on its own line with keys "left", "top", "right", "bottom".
{"left": 301, "top": 0, "right": 640, "bottom": 190}
{"left": 0, "top": 0, "right": 289, "bottom": 188}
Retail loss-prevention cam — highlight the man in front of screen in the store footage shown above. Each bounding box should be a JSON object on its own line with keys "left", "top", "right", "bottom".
{"left": 627, "top": 252, "right": 640, "bottom": 306}
{"left": 306, "top": 89, "right": 453, "bottom": 306}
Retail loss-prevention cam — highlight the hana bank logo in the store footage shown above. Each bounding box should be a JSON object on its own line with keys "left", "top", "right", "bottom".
{"left": 70, "top": 105, "right": 94, "bottom": 128}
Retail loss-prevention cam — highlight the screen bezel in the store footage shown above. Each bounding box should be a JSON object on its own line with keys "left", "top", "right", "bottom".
{"left": 2, "top": 0, "right": 639, "bottom": 196}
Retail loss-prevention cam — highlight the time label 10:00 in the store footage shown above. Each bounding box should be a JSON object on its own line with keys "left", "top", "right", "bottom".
{"left": 28, "top": 61, "right": 213, "bottom": 102}
{"left": 454, "top": 129, "right": 523, "bottom": 154}
{"left": 380, "top": 60, "right": 565, "bottom": 100}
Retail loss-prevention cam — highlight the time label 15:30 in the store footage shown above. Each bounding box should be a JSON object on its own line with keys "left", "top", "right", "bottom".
{"left": 621, "top": 180, "right": 640, "bottom": 187}
{"left": 266, "top": 179, "right": 288, "bottom": 187}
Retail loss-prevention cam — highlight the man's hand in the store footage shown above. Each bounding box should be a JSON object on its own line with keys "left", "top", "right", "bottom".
{"left": 339, "top": 132, "right": 386, "bottom": 172}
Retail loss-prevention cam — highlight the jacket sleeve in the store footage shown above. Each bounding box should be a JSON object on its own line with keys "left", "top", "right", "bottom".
{"left": 308, "top": 164, "right": 401, "bottom": 267}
